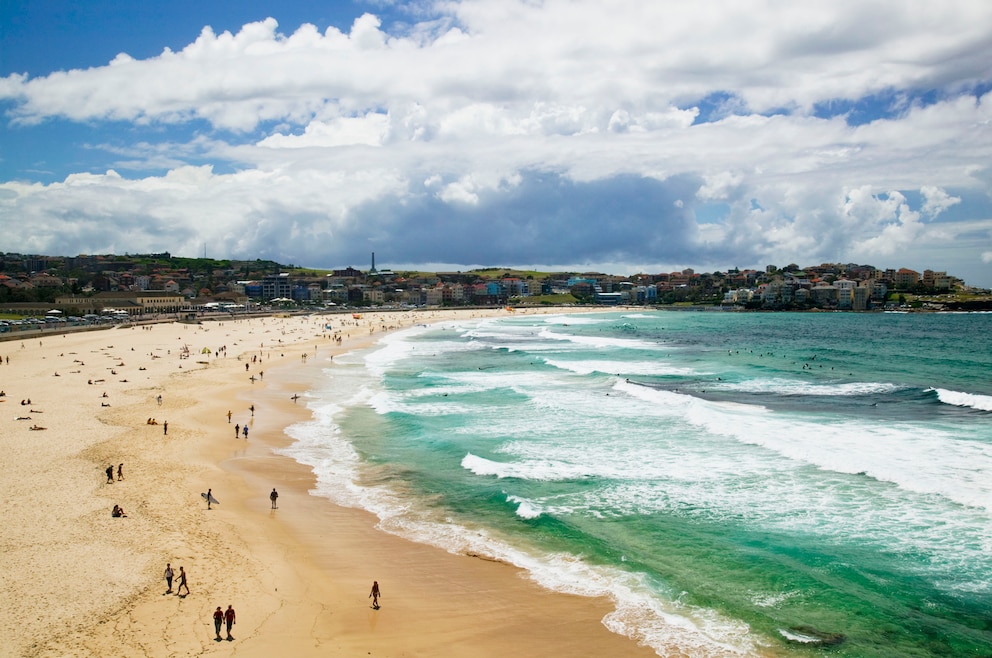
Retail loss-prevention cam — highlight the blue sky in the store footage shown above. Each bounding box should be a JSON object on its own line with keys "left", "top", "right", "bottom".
{"left": 2, "top": 0, "right": 991, "bottom": 287}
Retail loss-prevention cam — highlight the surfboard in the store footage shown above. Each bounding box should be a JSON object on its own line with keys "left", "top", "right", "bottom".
{"left": 201, "top": 492, "right": 220, "bottom": 505}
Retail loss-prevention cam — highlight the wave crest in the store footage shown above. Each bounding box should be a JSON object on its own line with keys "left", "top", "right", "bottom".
{"left": 931, "top": 388, "right": 992, "bottom": 412}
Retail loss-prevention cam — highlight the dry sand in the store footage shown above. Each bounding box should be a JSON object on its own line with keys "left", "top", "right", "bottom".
{"left": 0, "top": 308, "right": 659, "bottom": 657}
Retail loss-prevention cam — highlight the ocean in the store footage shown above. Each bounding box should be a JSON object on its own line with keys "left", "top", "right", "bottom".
{"left": 281, "top": 310, "right": 992, "bottom": 657}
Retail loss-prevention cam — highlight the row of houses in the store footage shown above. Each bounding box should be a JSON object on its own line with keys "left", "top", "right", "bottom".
{"left": 725, "top": 279, "right": 883, "bottom": 310}
{"left": 1, "top": 251, "right": 967, "bottom": 316}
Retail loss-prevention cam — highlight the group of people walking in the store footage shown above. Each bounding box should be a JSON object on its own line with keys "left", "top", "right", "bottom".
{"left": 164, "top": 563, "right": 189, "bottom": 596}
{"left": 213, "top": 605, "right": 237, "bottom": 641}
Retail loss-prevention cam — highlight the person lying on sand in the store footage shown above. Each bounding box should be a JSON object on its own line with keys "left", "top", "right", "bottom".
{"left": 30, "top": 425, "right": 47, "bottom": 431}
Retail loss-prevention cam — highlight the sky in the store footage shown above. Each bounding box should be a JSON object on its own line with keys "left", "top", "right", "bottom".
{"left": 1, "top": 0, "right": 991, "bottom": 287}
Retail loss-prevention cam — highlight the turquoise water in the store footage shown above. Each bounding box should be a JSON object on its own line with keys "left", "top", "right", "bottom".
{"left": 283, "top": 311, "right": 992, "bottom": 657}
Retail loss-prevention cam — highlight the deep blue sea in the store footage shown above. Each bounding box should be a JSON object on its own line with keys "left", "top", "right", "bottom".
{"left": 282, "top": 310, "right": 992, "bottom": 657}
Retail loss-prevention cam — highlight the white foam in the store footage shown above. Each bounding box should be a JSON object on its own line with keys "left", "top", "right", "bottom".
{"left": 506, "top": 494, "right": 543, "bottom": 519}
{"left": 541, "top": 315, "right": 605, "bottom": 325}
{"left": 543, "top": 357, "right": 696, "bottom": 377}
{"left": 287, "top": 435, "right": 759, "bottom": 655}
{"left": 750, "top": 589, "right": 803, "bottom": 608}
{"left": 538, "top": 327, "right": 665, "bottom": 350}
{"left": 778, "top": 629, "right": 823, "bottom": 644}
{"left": 362, "top": 326, "right": 428, "bottom": 376}
{"left": 281, "top": 313, "right": 992, "bottom": 652}
{"left": 462, "top": 452, "right": 603, "bottom": 481}
{"left": 367, "top": 507, "right": 758, "bottom": 657}
{"left": 615, "top": 380, "right": 992, "bottom": 513}
{"left": 932, "top": 388, "right": 992, "bottom": 412}
{"left": 715, "top": 378, "right": 902, "bottom": 397}
{"left": 368, "top": 389, "right": 471, "bottom": 416}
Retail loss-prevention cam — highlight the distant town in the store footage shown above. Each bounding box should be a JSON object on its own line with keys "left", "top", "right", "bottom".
{"left": 1, "top": 251, "right": 991, "bottom": 325}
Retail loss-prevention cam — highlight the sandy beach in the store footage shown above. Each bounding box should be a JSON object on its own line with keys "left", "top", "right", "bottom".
{"left": 0, "top": 307, "right": 659, "bottom": 658}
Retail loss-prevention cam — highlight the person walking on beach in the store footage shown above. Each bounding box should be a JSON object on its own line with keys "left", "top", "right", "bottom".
{"left": 163, "top": 420, "right": 168, "bottom": 435}
{"left": 224, "top": 605, "right": 236, "bottom": 640}
{"left": 235, "top": 423, "right": 240, "bottom": 438}
{"left": 117, "top": 463, "right": 124, "bottom": 481}
{"left": 249, "top": 404, "right": 255, "bottom": 416}
{"left": 157, "top": 394, "right": 162, "bottom": 406}
{"left": 227, "top": 410, "right": 232, "bottom": 423}
{"left": 242, "top": 425, "right": 249, "bottom": 439}
{"left": 213, "top": 606, "right": 224, "bottom": 639}
{"left": 206, "top": 488, "right": 214, "bottom": 510}
{"left": 270, "top": 488, "right": 278, "bottom": 509}
{"left": 369, "top": 580, "right": 381, "bottom": 609}
{"left": 164, "top": 563, "right": 174, "bottom": 593}
{"left": 176, "top": 566, "right": 189, "bottom": 595}
{"left": 106, "top": 465, "right": 115, "bottom": 483}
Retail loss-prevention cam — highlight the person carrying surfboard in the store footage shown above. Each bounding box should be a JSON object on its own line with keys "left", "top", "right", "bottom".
{"left": 203, "top": 488, "right": 219, "bottom": 510}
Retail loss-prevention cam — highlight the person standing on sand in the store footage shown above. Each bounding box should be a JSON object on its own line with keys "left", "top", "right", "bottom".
{"left": 164, "top": 563, "right": 174, "bottom": 593}
{"left": 176, "top": 566, "right": 189, "bottom": 595}
{"left": 227, "top": 410, "right": 232, "bottom": 423}
{"left": 225, "top": 605, "right": 236, "bottom": 640}
{"left": 163, "top": 420, "right": 168, "bottom": 435}
{"left": 206, "top": 488, "right": 214, "bottom": 510}
{"left": 235, "top": 423, "right": 240, "bottom": 438}
{"left": 369, "top": 580, "right": 381, "bottom": 609}
{"left": 213, "top": 607, "right": 224, "bottom": 639}
{"left": 242, "top": 425, "right": 248, "bottom": 439}
{"left": 270, "top": 488, "right": 278, "bottom": 509}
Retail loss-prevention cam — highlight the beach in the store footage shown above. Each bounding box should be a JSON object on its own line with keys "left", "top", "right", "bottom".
{"left": 0, "top": 308, "right": 657, "bottom": 658}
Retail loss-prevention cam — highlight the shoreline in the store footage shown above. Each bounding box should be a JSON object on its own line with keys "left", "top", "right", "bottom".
{"left": 1, "top": 307, "right": 663, "bottom": 657}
